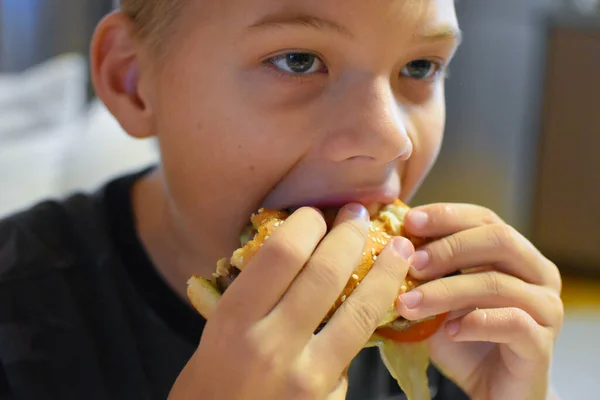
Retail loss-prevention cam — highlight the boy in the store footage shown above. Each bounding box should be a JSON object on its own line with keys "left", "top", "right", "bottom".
{"left": 0, "top": 0, "right": 564, "bottom": 399}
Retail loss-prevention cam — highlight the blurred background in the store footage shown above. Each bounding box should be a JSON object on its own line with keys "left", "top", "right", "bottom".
{"left": 1, "top": 0, "right": 599, "bottom": 398}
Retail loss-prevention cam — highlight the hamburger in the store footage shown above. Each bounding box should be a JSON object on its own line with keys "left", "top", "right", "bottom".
{"left": 187, "top": 200, "right": 446, "bottom": 400}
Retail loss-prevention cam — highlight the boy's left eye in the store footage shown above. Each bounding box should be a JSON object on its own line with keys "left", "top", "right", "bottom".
{"left": 267, "top": 52, "right": 327, "bottom": 75}
{"left": 401, "top": 59, "right": 443, "bottom": 80}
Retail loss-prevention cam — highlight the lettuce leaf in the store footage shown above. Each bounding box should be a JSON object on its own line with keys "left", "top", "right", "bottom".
{"left": 366, "top": 335, "right": 432, "bottom": 400}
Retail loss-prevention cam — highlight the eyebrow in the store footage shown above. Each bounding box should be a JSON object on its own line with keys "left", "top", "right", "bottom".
{"left": 248, "top": 12, "right": 354, "bottom": 39}
{"left": 248, "top": 12, "right": 462, "bottom": 44}
{"left": 420, "top": 26, "right": 463, "bottom": 44}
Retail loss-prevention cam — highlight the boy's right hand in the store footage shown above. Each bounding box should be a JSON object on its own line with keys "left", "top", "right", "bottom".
{"left": 168, "top": 205, "right": 415, "bottom": 400}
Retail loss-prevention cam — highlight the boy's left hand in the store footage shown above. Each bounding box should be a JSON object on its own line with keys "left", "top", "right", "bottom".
{"left": 397, "top": 203, "right": 564, "bottom": 400}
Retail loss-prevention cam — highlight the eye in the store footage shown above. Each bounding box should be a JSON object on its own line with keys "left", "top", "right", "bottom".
{"left": 267, "top": 52, "right": 327, "bottom": 75}
{"left": 401, "top": 59, "right": 443, "bottom": 80}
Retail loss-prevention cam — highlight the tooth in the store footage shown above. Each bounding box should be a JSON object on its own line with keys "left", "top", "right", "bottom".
{"left": 367, "top": 203, "right": 382, "bottom": 217}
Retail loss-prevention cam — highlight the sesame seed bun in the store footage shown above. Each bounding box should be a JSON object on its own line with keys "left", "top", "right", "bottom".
{"left": 188, "top": 200, "right": 430, "bottom": 329}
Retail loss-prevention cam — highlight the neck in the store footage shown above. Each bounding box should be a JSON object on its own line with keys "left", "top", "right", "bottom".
{"left": 130, "top": 169, "right": 224, "bottom": 301}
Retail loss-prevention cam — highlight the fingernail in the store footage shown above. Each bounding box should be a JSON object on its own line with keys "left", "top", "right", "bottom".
{"left": 412, "top": 250, "right": 430, "bottom": 271}
{"left": 408, "top": 210, "right": 429, "bottom": 229}
{"left": 399, "top": 290, "right": 422, "bottom": 309}
{"left": 393, "top": 237, "right": 414, "bottom": 260}
{"left": 445, "top": 320, "right": 460, "bottom": 337}
{"left": 344, "top": 203, "right": 369, "bottom": 222}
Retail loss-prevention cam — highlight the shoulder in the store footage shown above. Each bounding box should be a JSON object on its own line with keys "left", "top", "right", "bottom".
{"left": 0, "top": 194, "right": 114, "bottom": 398}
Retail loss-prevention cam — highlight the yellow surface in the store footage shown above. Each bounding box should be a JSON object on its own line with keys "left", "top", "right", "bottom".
{"left": 561, "top": 275, "right": 600, "bottom": 309}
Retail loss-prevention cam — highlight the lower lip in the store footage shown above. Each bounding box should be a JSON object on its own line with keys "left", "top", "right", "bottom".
{"left": 296, "top": 191, "right": 399, "bottom": 209}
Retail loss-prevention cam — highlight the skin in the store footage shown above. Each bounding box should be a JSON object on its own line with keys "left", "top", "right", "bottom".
{"left": 91, "top": 0, "right": 563, "bottom": 398}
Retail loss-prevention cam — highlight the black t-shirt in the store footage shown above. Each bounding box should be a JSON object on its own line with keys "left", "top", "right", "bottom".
{"left": 0, "top": 168, "right": 468, "bottom": 399}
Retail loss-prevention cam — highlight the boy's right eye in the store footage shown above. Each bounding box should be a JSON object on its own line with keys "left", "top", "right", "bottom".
{"left": 267, "top": 52, "right": 328, "bottom": 75}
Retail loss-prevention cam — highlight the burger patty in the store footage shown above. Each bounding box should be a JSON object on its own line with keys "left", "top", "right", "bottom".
{"left": 215, "top": 265, "right": 242, "bottom": 293}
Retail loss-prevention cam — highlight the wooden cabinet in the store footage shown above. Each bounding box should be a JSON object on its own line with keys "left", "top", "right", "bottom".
{"left": 532, "top": 16, "right": 600, "bottom": 275}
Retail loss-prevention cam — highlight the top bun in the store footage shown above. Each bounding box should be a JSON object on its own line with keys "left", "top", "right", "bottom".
{"left": 221, "top": 200, "right": 426, "bottom": 326}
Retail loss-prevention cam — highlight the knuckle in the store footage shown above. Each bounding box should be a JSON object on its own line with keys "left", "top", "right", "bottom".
{"left": 342, "top": 218, "right": 368, "bottom": 244}
{"left": 480, "top": 208, "right": 502, "bottom": 225}
{"left": 288, "top": 370, "right": 326, "bottom": 400}
{"left": 547, "top": 292, "right": 565, "bottom": 329}
{"left": 549, "top": 261, "right": 563, "bottom": 293}
{"left": 427, "top": 204, "right": 456, "bottom": 226}
{"left": 508, "top": 307, "right": 536, "bottom": 334}
{"left": 432, "top": 278, "right": 453, "bottom": 299}
{"left": 489, "top": 223, "right": 520, "bottom": 254}
{"left": 480, "top": 272, "right": 504, "bottom": 298}
{"left": 268, "top": 234, "right": 307, "bottom": 267}
{"left": 246, "top": 334, "right": 285, "bottom": 376}
{"left": 440, "top": 233, "right": 466, "bottom": 262}
{"left": 309, "top": 253, "right": 343, "bottom": 288}
{"left": 376, "top": 256, "right": 405, "bottom": 285}
{"left": 346, "top": 297, "right": 382, "bottom": 335}
{"left": 508, "top": 308, "right": 549, "bottom": 357}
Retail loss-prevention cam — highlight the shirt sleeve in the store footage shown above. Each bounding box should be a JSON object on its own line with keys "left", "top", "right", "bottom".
{"left": 0, "top": 360, "right": 11, "bottom": 398}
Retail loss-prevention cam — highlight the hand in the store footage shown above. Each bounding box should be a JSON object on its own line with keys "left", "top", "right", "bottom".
{"left": 169, "top": 205, "right": 415, "bottom": 400}
{"left": 396, "top": 203, "right": 563, "bottom": 400}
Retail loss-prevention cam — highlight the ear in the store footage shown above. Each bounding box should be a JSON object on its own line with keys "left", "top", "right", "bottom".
{"left": 90, "top": 12, "right": 154, "bottom": 139}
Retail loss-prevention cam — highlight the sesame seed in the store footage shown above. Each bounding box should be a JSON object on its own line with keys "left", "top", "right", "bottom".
{"left": 352, "top": 274, "right": 359, "bottom": 281}
{"left": 341, "top": 295, "right": 347, "bottom": 302}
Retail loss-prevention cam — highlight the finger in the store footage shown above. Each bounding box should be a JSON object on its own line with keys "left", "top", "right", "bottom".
{"left": 408, "top": 224, "right": 562, "bottom": 292}
{"left": 444, "top": 307, "right": 554, "bottom": 363}
{"left": 313, "top": 237, "right": 414, "bottom": 375}
{"left": 327, "top": 374, "right": 349, "bottom": 400}
{"left": 221, "top": 207, "right": 326, "bottom": 322}
{"left": 270, "top": 203, "right": 370, "bottom": 337}
{"left": 397, "top": 271, "right": 564, "bottom": 329}
{"left": 404, "top": 203, "right": 504, "bottom": 238}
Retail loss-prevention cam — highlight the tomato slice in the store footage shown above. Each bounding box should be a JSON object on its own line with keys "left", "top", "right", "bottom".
{"left": 376, "top": 313, "right": 449, "bottom": 343}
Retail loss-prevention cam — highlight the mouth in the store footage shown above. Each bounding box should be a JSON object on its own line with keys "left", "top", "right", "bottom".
{"left": 276, "top": 187, "right": 401, "bottom": 213}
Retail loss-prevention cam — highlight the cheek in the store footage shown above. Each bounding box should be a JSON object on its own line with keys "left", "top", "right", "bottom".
{"left": 150, "top": 64, "right": 314, "bottom": 227}
{"left": 401, "top": 94, "right": 446, "bottom": 198}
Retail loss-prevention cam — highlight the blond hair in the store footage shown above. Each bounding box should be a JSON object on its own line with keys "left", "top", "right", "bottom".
{"left": 120, "top": 0, "right": 187, "bottom": 51}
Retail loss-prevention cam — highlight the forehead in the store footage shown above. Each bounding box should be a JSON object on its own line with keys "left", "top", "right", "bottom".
{"left": 189, "top": 0, "right": 458, "bottom": 37}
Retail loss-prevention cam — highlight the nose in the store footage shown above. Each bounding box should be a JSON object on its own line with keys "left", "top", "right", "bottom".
{"left": 321, "top": 76, "right": 413, "bottom": 164}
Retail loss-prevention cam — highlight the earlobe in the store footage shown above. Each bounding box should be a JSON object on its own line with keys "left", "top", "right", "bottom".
{"left": 90, "top": 12, "right": 154, "bottom": 139}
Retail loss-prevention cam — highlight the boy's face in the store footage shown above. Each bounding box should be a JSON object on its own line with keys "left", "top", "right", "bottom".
{"left": 140, "top": 0, "right": 459, "bottom": 253}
